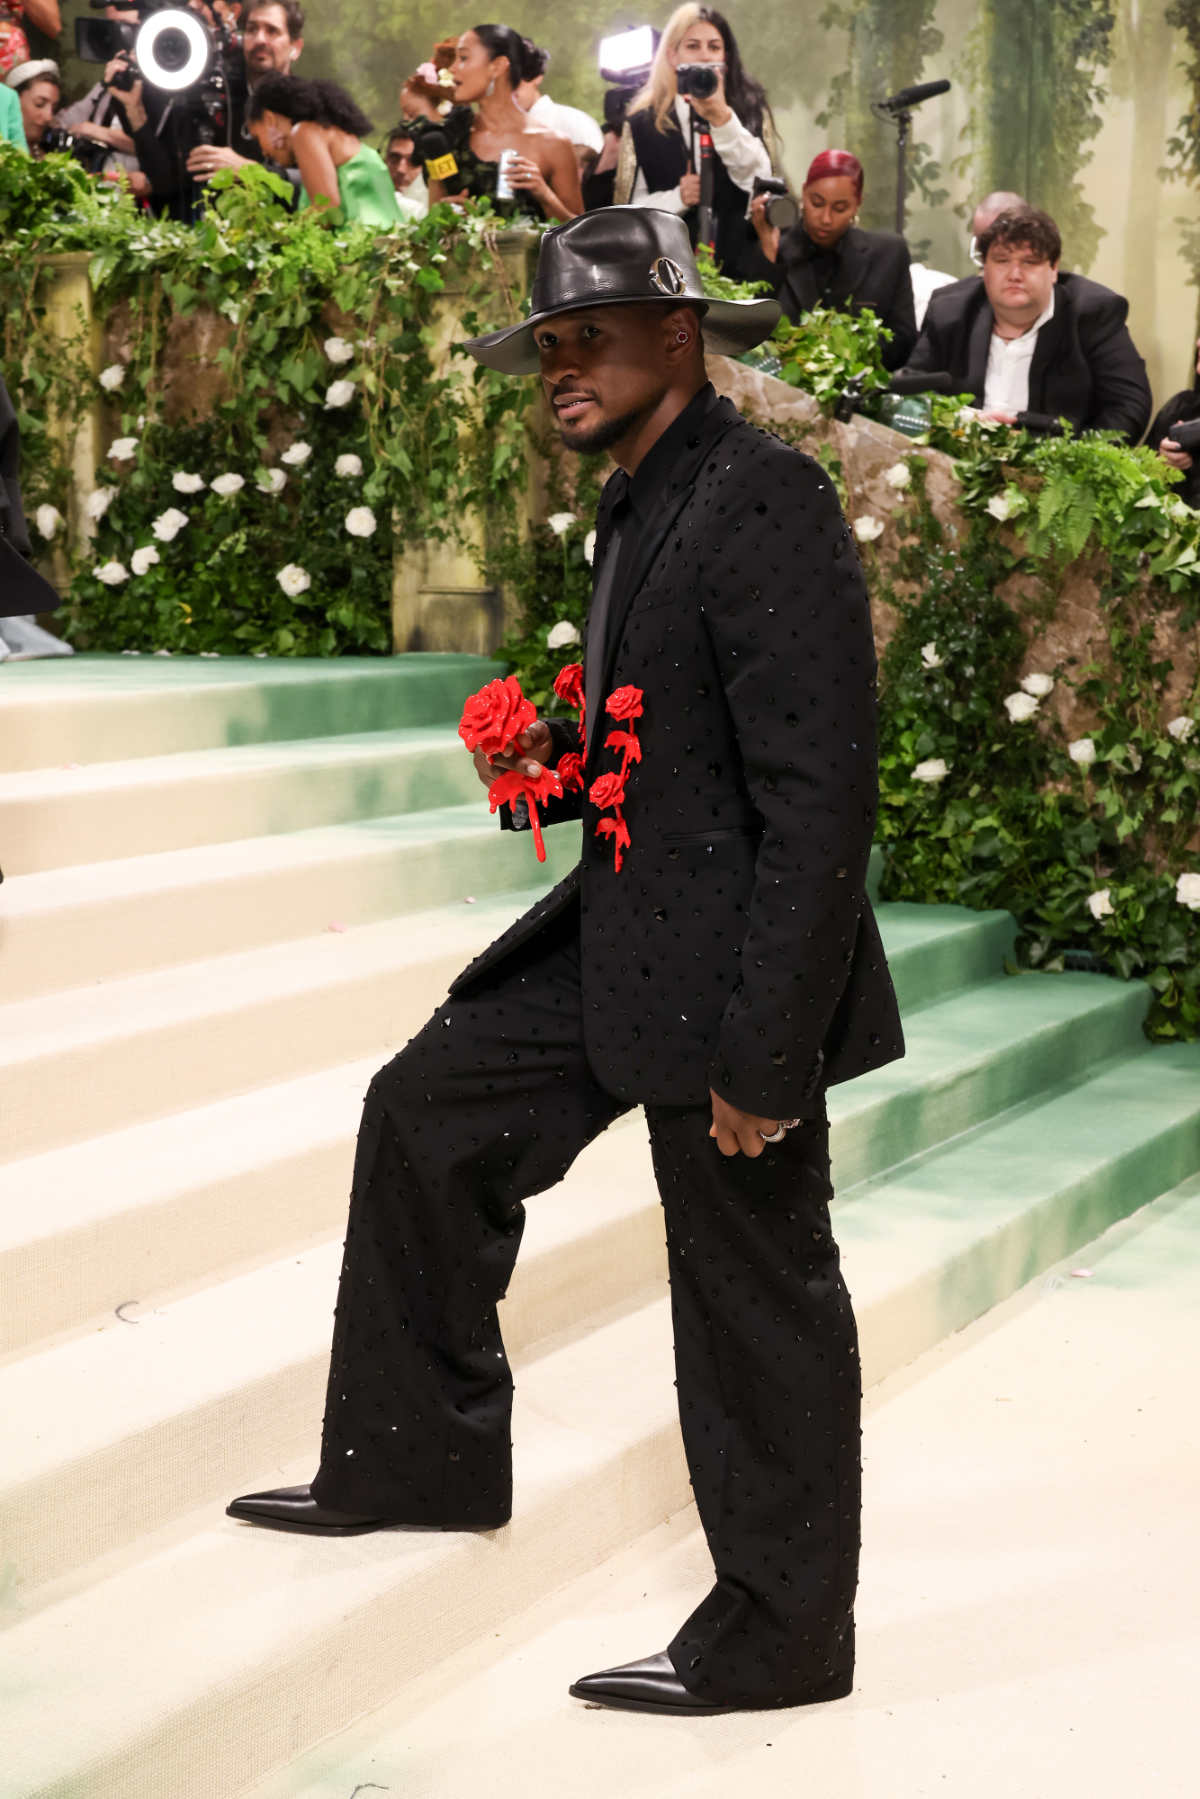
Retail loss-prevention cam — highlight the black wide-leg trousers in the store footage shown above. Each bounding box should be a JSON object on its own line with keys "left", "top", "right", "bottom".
{"left": 311, "top": 910, "right": 861, "bottom": 1707}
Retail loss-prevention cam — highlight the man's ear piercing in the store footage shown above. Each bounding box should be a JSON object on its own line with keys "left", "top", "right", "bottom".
{"left": 677, "top": 331, "right": 689, "bottom": 344}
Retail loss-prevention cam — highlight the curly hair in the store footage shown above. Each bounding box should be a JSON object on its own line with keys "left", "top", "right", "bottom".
{"left": 977, "top": 205, "right": 1062, "bottom": 266}
{"left": 247, "top": 74, "right": 373, "bottom": 138}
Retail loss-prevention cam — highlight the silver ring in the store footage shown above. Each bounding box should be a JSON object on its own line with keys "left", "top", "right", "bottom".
{"left": 758, "top": 1126, "right": 787, "bottom": 1144}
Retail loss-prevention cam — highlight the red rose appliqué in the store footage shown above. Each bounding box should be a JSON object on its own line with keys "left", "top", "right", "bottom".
{"left": 458, "top": 675, "right": 536, "bottom": 762}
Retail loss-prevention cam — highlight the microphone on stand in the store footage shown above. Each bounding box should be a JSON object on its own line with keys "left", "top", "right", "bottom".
{"left": 870, "top": 75, "right": 951, "bottom": 236}
{"left": 872, "top": 78, "right": 951, "bottom": 117}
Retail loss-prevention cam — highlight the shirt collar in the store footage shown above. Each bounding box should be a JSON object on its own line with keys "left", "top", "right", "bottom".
{"left": 627, "top": 382, "right": 719, "bottom": 523}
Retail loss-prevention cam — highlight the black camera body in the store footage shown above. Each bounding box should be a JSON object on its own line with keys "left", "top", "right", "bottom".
{"left": 751, "top": 175, "right": 799, "bottom": 233}
{"left": 676, "top": 62, "right": 722, "bottom": 99}
{"left": 1166, "top": 416, "right": 1200, "bottom": 453}
{"left": 40, "top": 125, "right": 108, "bottom": 174}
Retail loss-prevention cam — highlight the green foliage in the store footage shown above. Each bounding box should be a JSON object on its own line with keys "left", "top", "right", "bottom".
{"left": 773, "top": 304, "right": 892, "bottom": 410}
{"left": 2, "top": 149, "right": 533, "bottom": 656}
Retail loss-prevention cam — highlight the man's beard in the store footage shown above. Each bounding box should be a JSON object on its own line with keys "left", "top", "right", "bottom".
{"left": 557, "top": 400, "right": 648, "bottom": 456}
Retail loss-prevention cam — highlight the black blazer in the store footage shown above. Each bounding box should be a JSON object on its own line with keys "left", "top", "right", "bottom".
{"left": 1, "top": 374, "right": 59, "bottom": 619}
{"left": 747, "top": 225, "right": 917, "bottom": 369}
{"left": 451, "top": 391, "right": 904, "bottom": 1118}
{"left": 1147, "top": 387, "right": 1200, "bottom": 509}
{"left": 904, "top": 270, "right": 1152, "bottom": 441}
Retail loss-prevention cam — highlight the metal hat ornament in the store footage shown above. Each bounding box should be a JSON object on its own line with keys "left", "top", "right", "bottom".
{"left": 462, "top": 207, "right": 781, "bottom": 375}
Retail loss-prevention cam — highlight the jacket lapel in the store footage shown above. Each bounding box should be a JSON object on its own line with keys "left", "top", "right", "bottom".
{"left": 588, "top": 396, "right": 741, "bottom": 769}
{"left": 966, "top": 293, "right": 994, "bottom": 402}
{"left": 1026, "top": 300, "right": 1066, "bottom": 412}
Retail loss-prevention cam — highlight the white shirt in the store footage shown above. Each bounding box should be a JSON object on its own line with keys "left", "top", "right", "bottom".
{"left": 910, "top": 261, "right": 955, "bottom": 328}
{"left": 984, "top": 293, "right": 1056, "bottom": 416}
{"left": 528, "top": 92, "right": 603, "bottom": 155}
{"left": 630, "top": 96, "right": 771, "bottom": 211}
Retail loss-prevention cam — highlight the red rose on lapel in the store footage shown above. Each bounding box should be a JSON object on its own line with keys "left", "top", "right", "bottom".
{"left": 558, "top": 751, "right": 585, "bottom": 793}
{"left": 606, "top": 684, "right": 644, "bottom": 723}
{"left": 553, "top": 662, "right": 585, "bottom": 711}
{"left": 588, "top": 772, "right": 626, "bottom": 810}
{"left": 458, "top": 675, "right": 536, "bottom": 760}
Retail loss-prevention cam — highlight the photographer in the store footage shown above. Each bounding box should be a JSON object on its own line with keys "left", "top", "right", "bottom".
{"left": 613, "top": 3, "right": 773, "bottom": 280}
{"left": 748, "top": 149, "right": 917, "bottom": 370}
{"left": 1148, "top": 337, "right": 1200, "bottom": 509}
{"left": 6, "top": 56, "right": 59, "bottom": 155}
{"left": 108, "top": 0, "right": 303, "bottom": 220}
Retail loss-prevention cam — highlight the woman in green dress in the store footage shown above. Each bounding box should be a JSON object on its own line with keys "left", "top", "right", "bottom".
{"left": 247, "top": 75, "right": 399, "bottom": 229}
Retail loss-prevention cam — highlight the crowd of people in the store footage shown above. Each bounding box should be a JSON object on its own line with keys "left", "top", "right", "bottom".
{"left": 0, "top": 2, "right": 1197, "bottom": 478}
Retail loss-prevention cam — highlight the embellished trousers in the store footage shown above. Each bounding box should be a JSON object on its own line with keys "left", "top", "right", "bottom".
{"left": 311, "top": 906, "right": 861, "bottom": 1707}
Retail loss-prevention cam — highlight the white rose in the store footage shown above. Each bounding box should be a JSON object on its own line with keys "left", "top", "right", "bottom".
{"left": 853, "top": 514, "right": 884, "bottom": 543}
{"left": 547, "top": 511, "right": 576, "bottom": 536}
{"left": 1068, "top": 737, "right": 1097, "bottom": 767}
{"left": 211, "top": 473, "right": 245, "bottom": 498}
{"left": 345, "top": 506, "right": 378, "bottom": 539}
{"left": 1087, "top": 888, "right": 1114, "bottom": 920}
{"left": 920, "top": 642, "right": 943, "bottom": 670}
{"left": 172, "top": 471, "right": 206, "bottom": 495}
{"left": 256, "top": 468, "right": 287, "bottom": 495}
{"left": 281, "top": 441, "right": 312, "bottom": 467}
{"left": 335, "top": 453, "right": 363, "bottom": 478}
{"left": 94, "top": 560, "right": 129, "bottom": 586}
{"left": 98, "top": 363, "right": 126, "bottom": 392}
{"left": 547, "top": 619, "right": 581, "bottom": 650}
{"left": 913, "top": 758, "right": 949, "bottom": 783}
{"left": 324, "top": 336, "right": 355, "bottom": 364}
{"left": 131, "top": 544, "right": 161, "bottom": 576}
{"left": 1167, "top": 715, "right": 1196, "bottom": 743}
{"left": 1176, "top": 872, "right": 1200, "bottom": 911}
{"left": 1021, "top": 672, "right": 1055, "bottom": 698}
{"left": 35, "top": 504, "right": 63, "bottom": 540}
{"left": 884, "top": 461, "right": 912, "bottom": 490}
{"left": 1004, "top": 691, "right": 1041, "bottom": 723}
{"left": 987, "top": 492, "right": 1015, "bottom": 521}
{"left": 583, "top": 529, "right": 596, "bottom": 566}
{"left": 277, "top": 563, "right": 312, "bottom": 596}
{"left": 108, "top": 437, "right": 139, "bottom": 462}
{"left": 151, "top": 507, "right": 189, "bottom": 543}
{"left": 85, "top": 486, "right": 117, "bottom": 521}
{"left": 324, "top": 379, "right": 356, "bottom": 410}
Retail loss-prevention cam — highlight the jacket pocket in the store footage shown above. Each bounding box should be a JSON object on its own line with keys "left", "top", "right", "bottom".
{"left": 660, "top": 824, "right": 758, "bottom": 847}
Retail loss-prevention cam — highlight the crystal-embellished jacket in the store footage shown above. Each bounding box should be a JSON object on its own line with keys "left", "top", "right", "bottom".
{"left": 451, "top": 389, "right": 904, "bottom": 1118}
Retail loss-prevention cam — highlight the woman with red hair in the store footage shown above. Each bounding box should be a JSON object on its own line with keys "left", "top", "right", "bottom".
{"left": 750, "top": 148, "right": 917, "bottom": 368}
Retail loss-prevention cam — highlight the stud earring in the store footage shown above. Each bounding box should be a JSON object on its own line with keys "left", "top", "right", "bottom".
{"left": 676, "top": 331, "right": 689, "bottom": 344}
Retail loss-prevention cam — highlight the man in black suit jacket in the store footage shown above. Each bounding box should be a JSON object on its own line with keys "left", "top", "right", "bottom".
{"left": 229, "top": 211, "right": 903, "bottom": 1717}
{"left": 905, "top": 205, "right": 1151, "bottom": 441}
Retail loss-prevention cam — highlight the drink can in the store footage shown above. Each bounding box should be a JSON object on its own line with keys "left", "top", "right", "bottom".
{"left": 496, "top": 148, "right": 518, "bottom": 200}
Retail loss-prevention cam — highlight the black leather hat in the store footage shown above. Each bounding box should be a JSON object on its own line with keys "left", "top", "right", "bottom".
{"left": 462, "top": 207, "right": 780, "bottom": 375}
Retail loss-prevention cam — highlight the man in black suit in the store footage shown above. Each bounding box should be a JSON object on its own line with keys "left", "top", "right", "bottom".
{"left": 904, "top": 205, "right": 1151, "bottom": 441}
{"left": 228, "top": 210, "right": 903, "bottom": 1717}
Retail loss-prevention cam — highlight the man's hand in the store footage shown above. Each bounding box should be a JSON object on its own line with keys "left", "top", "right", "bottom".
{"left": 1160, "top": 437, "right": 1194, "bottom": 472}
{"left": 679, "top": 170, "right": 701, "bottom": 208}
{"left": 709, "top": 1089, "right": 787, "bottom": 1159}
{"left": 978, "top": 408, "right": 1018, "bottom": 425}
{"left": 471, "top": 719, "right": 553, "bottom": 792}
{"left": 187, "top": 145, "right": 250, "bottom": 177}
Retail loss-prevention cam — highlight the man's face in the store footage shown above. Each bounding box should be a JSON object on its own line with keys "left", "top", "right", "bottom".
{"left": 535, "top": 305, "right": 678, "bottom": 456}
{"left": 20, "top": 79, "right": 60, "bottom": 148}
{"left": 386, "top": 135, "right": 420, "bottom": 191}
{"left": 982, "top": 240, "right": 1057, "bottom": 329}
{"left": 244, "top": 4, "right": 299, "bottom": 80}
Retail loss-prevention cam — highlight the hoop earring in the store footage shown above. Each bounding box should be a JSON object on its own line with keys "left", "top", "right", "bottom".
{"left": 676, "top": 331, "right": 689, "bottom": 344}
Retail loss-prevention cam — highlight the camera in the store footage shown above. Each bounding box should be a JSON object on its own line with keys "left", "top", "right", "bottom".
{"left": 39, "top": 124, "right": 108, "bottom": 173}
{"left": 1165, "top": 417, "right": 1200, "bottom": 453}
{"left": 675, "top": 61, "right": 722, "bottom": 99}
{"left": 751, "top": 175, "right": 799, "bottom": 233}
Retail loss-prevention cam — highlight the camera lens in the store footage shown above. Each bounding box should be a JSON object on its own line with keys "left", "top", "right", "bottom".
{"left": 154, "top": 26, "right": 193, "bottom": 75}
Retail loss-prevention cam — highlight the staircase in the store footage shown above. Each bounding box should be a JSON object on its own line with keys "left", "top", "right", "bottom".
{"left": 1, "top": 654, "right": 1198, "bottom": 1799}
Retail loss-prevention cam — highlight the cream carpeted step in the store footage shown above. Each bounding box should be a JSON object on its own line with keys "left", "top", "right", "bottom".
{"left": 240, "top": 1181, "right": 1200, "bottom": 1799}
{"left": 0, "top": 728, "right": 484, "bottom": 875}
{"left": 7, "top": 1093, "right": 1200, "bottom": 1799}
{"left": 0, "top": 1116, "right": 662, "bottom": 1598}
{"left": 0, "top": 941, "right": 1143, "bottom": 1352}
{"left": 0, "top": 888, "right": 555, "bottom": 1160}
{"left": 0, "top": 805, "right": 581, "bottom": 1002}
{"left": 0, "top": 653, "right": 498, "bottom": 773}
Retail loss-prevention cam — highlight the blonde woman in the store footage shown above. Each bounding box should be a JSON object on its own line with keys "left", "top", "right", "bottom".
{"left": 614, "top": 4, "right": 773, "bottom": 280}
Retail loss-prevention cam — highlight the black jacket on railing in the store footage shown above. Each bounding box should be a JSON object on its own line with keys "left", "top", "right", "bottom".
{"left": 904, "top": 270, "right": 1152, "bottom": 441}
{"left": 745, "top": 224, "right": 918, "bottom": 369}
{"left": 451, "top": 387, "right": 904, "bottom": 1120}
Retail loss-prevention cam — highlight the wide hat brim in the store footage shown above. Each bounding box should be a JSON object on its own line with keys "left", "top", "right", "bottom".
{"left": 462, "top": 206, "right": 781, "bottom": 376}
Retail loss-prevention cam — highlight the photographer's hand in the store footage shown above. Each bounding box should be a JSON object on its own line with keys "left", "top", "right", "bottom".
{"left": 679, "top": 170, "right": 701, "bottom": 208}
{"left": 682, "top": 66, "right": 733, "bottom": 129}
{"left": 1160, "top": 437, "right": 1194, "bottom": 471}
{"left": 105, "top": 57, "right": 147, "bottom": 132}
{"left": 187, "top": 145, "right": 250, "bottom": 177}
{"left": 749, "top": 191, "right": 780, "bottom": 261}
